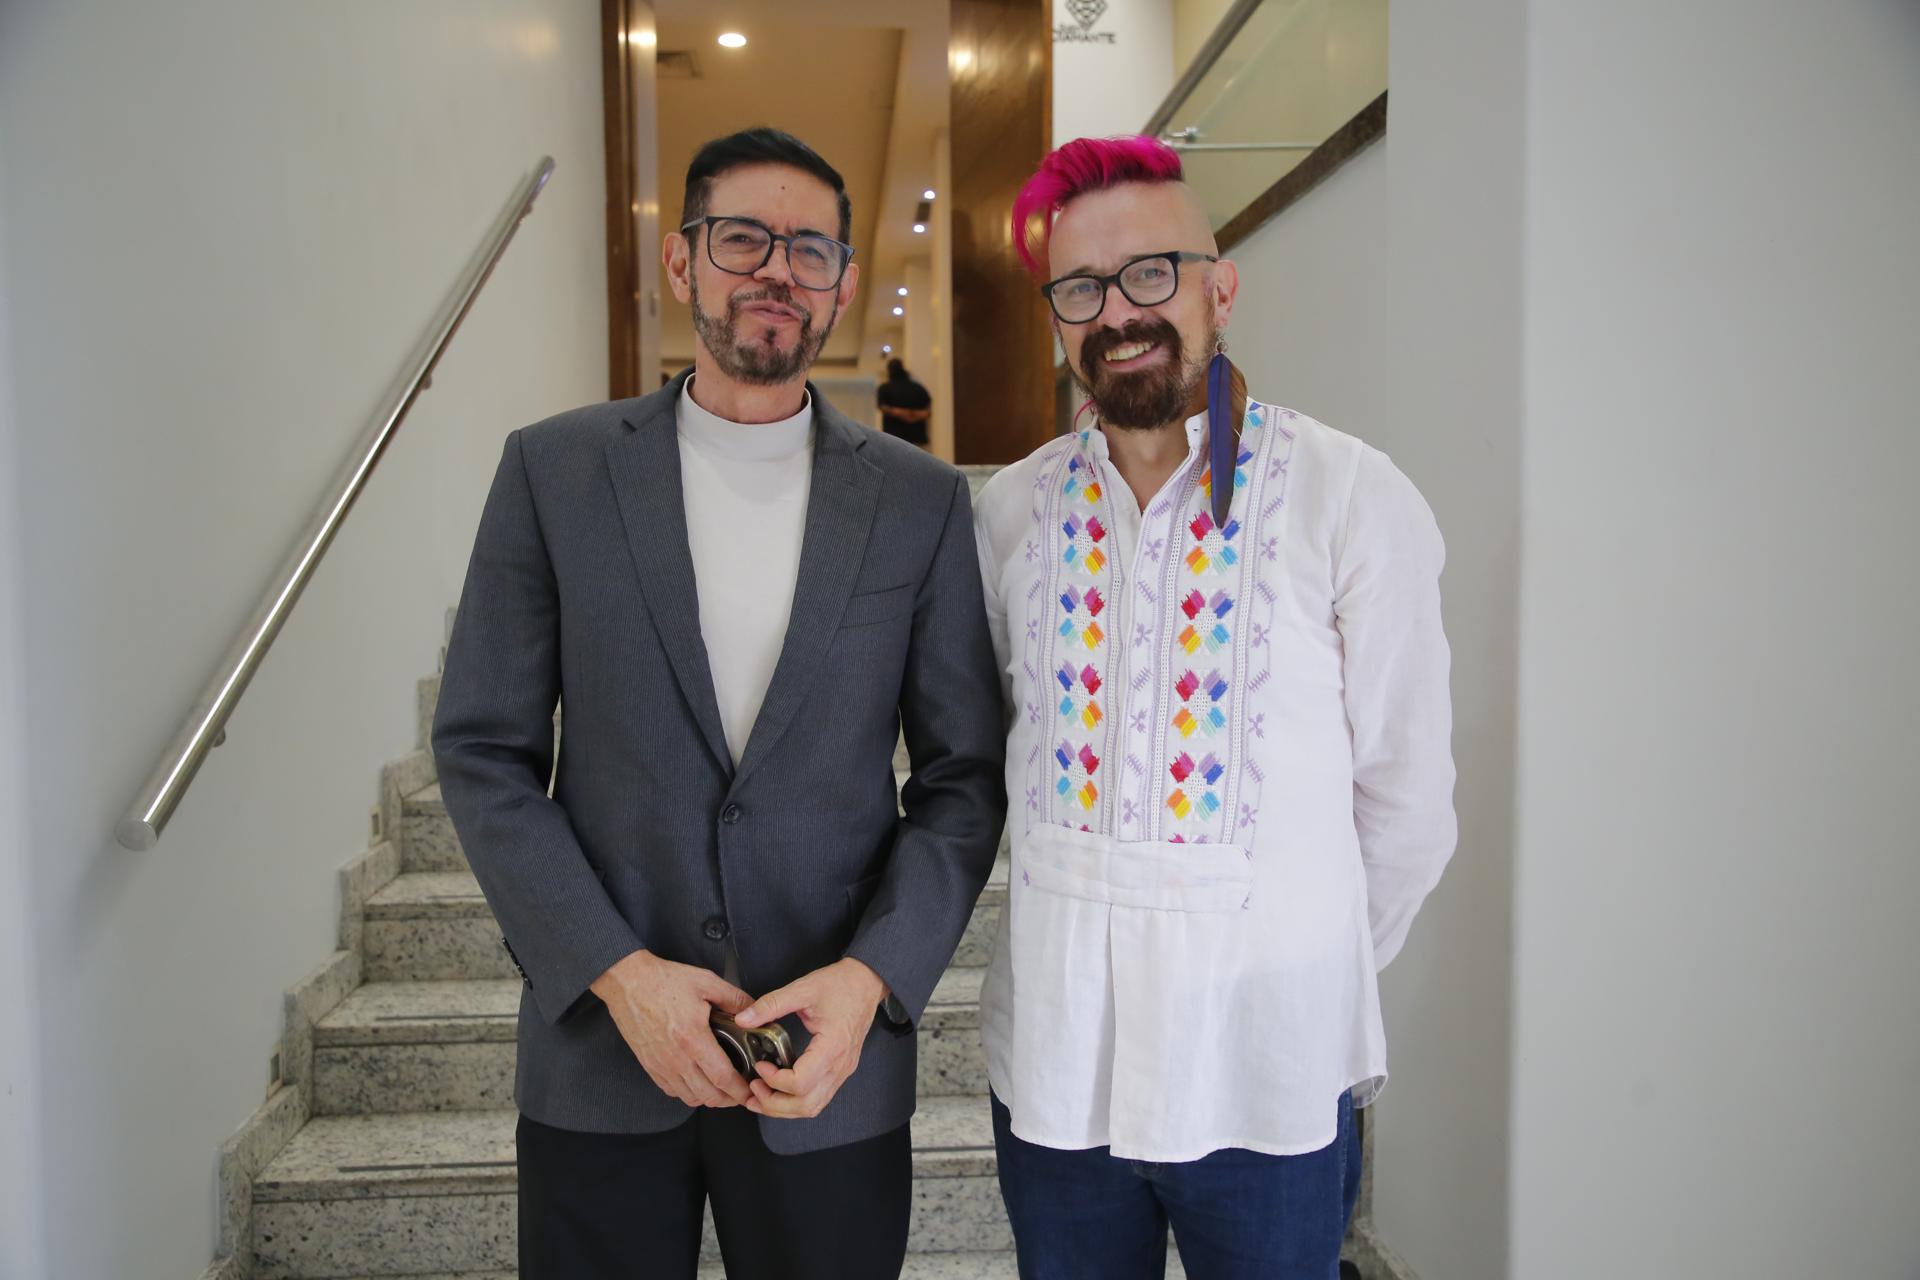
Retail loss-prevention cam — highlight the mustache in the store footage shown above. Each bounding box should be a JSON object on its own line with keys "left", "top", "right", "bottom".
{"left": 1080, "top": 318, "right": 1182, "bottom": 370}
{"left": 730, "top": 286, "right": 812, "bottom": 324}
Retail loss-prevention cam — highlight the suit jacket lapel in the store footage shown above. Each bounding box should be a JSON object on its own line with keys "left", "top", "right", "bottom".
{"left": 605, "top": 372, "right": 734, "bottom": 775}
{"left": 733, "top": 400, "right": 883, "bottom": 787}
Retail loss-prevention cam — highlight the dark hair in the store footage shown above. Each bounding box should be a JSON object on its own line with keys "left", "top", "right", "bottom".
{"left": 682, "top": 127, "right": 853, "bottom": 244}
{"left": 886, "top": 358, "right": 908, "bottom": 380}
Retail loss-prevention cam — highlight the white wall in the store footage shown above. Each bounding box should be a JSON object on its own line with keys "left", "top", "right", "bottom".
{"left": 1052, "top": 0, "right": 1176, "bottom": 144}
{"left": 1226, "top": 9, "right": 1526, "bottom": 1261}
{"left": 1371, "top": 2, "right": 1529, "bottom": 1275}
{"left": 1511, "top": 2, "right": 1920, "bottom": 1276}
{"left": 0, "top": 135, "right": 51, "bottom": 1280}
{"left": 0, "top": 2, "right": 609, "bottom": 1276}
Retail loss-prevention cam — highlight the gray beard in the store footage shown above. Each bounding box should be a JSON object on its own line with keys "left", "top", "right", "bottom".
{"left": 690, "top": 275, "right": 838, "bottom": 385}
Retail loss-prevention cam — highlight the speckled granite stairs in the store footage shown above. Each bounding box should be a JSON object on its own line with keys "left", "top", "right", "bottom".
{"left": 242, "top": 638, "right": 1047, "bottom": 1279}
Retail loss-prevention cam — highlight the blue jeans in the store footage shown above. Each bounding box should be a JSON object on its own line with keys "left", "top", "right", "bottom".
{"left": 991, "top": 1091, "right": 1361, "bottom": 1280}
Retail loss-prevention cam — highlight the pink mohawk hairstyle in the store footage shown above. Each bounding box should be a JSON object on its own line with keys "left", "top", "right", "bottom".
{"left": 1011, "top": 135, "right": 1185, "bottom": 279}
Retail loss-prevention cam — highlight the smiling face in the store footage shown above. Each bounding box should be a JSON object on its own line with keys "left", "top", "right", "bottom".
{"left": 1046, "top": 181, "right": 1237, "bottom": 430}
{"left": 665, "top": 162, "right": 861, "bottom": 386}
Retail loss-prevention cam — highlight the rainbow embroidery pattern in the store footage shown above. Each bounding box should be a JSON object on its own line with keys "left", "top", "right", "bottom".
{"left": 1171, "top": 668, "right": 1230, "bottom": 739}
{"left": 1047, "top": 433, "right": 1116, "bottom": 829}
{"left": 1057, "top": 661, "right": 1104, "bottom": 731}
{"left": 1062, "top": 512, "right": 1108, "bottom": 575}
{"left": 1167, "top": 750, "right": 1226, "bottom": 823}
{"left": 1057, "top": 584, "right": 1105, "bottom": 650}
{"left": 1177, "top": 589, "right": 1234, "bottom": 655}
{"left": 1025, "top": 408, "right": 1285, "bottom": 843}
{"left": 1183, "top": 511, "right": 1241, "bottom": 576}
{"left": 1055, "top": 739, "right": 1102, "bottom": 813}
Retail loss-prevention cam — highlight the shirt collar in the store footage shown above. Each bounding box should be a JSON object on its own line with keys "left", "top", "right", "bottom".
{"left": 1082, "top": 409, "right": 1210, "bottom": 467}
{"left": 676, "top": 375, "right": 813, "bottom": 461}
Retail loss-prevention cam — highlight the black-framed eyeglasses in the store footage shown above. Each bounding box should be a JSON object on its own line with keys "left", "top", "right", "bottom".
{"left": 1041, "top": 250, "right": 1219, "bottom": 324}
{"left": 680, "top": 215, "right": 855, "bottom": 291}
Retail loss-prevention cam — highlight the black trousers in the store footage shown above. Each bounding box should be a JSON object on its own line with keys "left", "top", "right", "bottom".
{"left": 517, "top": 1108, "right": 912, "bottom": 1280}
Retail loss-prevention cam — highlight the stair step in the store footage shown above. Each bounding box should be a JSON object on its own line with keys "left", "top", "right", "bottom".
{"left": 400, "top": 781, "right": 1011, "bottom": 876}
{"left": 341, "top": 1253, "right": 1127, "bottom": 1280}
{"left": 255, "top": 1097, "right": 1006, "bottom": 1277}
{"left": 363, "top": 863, "right": 1007, "bottom": 984}
{"left": 313, "top": 967, "right": 989, "bottom": 1116}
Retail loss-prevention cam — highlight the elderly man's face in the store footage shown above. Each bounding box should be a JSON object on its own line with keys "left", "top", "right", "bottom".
{"left": 1046, "top": 181, "right": 1237, "bottom": 429}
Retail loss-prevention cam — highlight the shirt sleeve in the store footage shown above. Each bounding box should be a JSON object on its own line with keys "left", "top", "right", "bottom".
{"left": 1332, "top": 446, "right": 1458, "bottom": 969}
{"left": 973, "top": 472, "right": 1017, "bottom": 717}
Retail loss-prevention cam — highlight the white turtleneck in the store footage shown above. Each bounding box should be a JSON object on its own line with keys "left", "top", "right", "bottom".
{"left": 675, "top": 377, "right": 815, "bottom": 766}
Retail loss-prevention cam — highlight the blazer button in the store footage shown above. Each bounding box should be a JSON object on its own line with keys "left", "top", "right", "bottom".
{"left": 721, "top": 803, "right": 743, "bottom": 825}
{"left": 703, "top": 918, "right": 730, "bottom": 942}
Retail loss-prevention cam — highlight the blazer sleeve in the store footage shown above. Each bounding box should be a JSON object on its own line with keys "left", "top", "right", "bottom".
{"left": 843, "top": 472, "right": 1009, "bottom": 1025}
{"left": 431, "top": 429, "right": 644, "bottom": 1024}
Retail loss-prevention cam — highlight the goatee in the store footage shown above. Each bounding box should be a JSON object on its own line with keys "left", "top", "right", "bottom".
{"left": 691, "top": 275, "right": 838, "bottom": 385}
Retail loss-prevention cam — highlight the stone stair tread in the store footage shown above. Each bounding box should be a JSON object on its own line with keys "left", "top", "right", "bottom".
{"left": 317, "top": 979, "right": 522, "bottom": 1046}
{"left": 366, "top": 870, "right": 490, "bottom": 918}
{"left": 928, "top": 964, "right": 986, "bottom": 1013}
{"left": 259, "top": 1096, "right": 996, "bottom": 1203}
{"left": 370, "top": 862, "right": 1006, "bottom": 920}
{"left": 323, "top": 966, "right": 984, "bottom": 1050}
{"left": 340, "top": 1254, "right": 1181, "bottom": 1279}
{"left": 255, "top": 1109, "right": 516, "bottom": 1202}
{"left": 405, "top": 781, "right": 445, "bottom": 814}
{"left": 338, "top": 1255, "right": 1047, "bottom": 1280}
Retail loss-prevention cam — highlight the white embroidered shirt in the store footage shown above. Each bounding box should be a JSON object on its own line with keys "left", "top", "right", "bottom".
{"left": 973, "top": 399, "right": 1456, "bottom": 1161}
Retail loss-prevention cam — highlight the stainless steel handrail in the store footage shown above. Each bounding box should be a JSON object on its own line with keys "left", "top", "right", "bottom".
{"left": 1140, "top": 0, "right": 1266, "bottom": 139}
{"left": 115, "top": 155, "right": 557, "bottom": 851}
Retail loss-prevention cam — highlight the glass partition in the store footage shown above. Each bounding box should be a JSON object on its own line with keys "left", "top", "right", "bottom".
{"left": 1151, "top": 0, "right": 1387, "bottom": 232}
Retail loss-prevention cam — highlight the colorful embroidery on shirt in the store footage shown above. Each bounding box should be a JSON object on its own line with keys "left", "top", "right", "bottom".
{"left": 1043, "top": 434, "right": 1119, "bottom": 830}
{"left": 1021, "top": 410, "right": 1291, "bottom": 845}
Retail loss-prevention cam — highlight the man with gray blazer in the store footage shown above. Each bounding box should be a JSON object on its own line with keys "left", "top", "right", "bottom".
{"left": 433, "top": 128, "right": 1007, "bottom": 1280}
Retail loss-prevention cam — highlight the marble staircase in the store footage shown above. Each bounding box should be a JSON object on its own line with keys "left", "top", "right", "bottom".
{"left": 247, "top": 668, "right": 1030, "bottom": 1277}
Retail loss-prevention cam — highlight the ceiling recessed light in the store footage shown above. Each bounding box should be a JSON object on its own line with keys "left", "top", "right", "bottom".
{"left": 897, "top": 286, "right": 909, "bottom": 297}
{"left": 882, "top": 344, "right": 893, "bottom": 354}
{"left": 892, "top": 305, "right": 905, "bottom": 316}
{"left": 923, "top": 189, "right": 937, "bottom": 200}
{"left": 912, "top": 223, "right": 927, "bottom": 234}
{"left": 717, "top": 32, "right": 747, "bottom": 48}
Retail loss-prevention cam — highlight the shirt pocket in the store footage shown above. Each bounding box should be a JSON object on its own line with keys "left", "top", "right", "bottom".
{"left": 1019, "top": 821, "right": 1252, "bottom": 913}
{"left": 838, "top": 582, "right": 915, "bottom": 629}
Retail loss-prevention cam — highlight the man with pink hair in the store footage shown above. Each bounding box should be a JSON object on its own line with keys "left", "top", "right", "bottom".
{"left": 972, "top": 135, "right": 1458, "bottom": 1277}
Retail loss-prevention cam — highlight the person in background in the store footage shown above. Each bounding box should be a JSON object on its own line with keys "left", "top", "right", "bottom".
{"left": 877, "top": 357, "right": 933, "bottom": 448}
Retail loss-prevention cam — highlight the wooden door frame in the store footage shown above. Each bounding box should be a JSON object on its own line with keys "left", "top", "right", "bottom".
{"left": 601, "top": 0, "right": 645, "bottom": 400}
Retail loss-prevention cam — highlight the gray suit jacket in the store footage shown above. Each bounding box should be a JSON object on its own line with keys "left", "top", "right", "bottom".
{"left": 432, "top": 371, "right": 1007, "bottom": 1153}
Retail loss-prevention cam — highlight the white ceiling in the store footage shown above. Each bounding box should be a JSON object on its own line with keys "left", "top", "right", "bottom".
{"left": 652, "top": 0, "right": 949, "bottom": 369}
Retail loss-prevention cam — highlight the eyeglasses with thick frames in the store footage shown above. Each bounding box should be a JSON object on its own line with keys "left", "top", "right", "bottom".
{"left": 1041, "top": 250, "right": 1219, "bottom": 324}
{"left": 680, "top": 215, "right": 856, "bottom": 292}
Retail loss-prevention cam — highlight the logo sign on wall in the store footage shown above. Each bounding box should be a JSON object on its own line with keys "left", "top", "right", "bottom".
{"left": 1057, "top": 0, "right": 1117, "bottom": 44}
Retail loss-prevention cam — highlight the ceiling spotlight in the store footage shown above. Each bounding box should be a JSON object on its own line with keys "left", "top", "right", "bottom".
{"left": 923, "top": 189, "right": 937, "bottom": 200}
{"left": 892, "top": 305, "right": 905, "bottom": 316}
{"left": 883, "top": 344, "right": 893, "bottom": 353}
{"left": 912, "top": 223, "right": 927, "bottom": 234}
{"left": 717, "top": 32, "right": 747, "bottom": 48}
{"left": 897, "top": 286, "right": 909, "bottom": 297}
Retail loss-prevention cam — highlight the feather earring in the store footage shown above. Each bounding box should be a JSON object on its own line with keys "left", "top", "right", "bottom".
{"left": 1207, "top": 338, "right": 1236, "bottom": 527}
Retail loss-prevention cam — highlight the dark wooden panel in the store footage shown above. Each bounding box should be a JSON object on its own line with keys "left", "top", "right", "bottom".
{"left": 601, "top": 0, "right": 642, "bottom": 400}
{"left": 950, "top": 0, "right": 1056, "bottom": 465}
